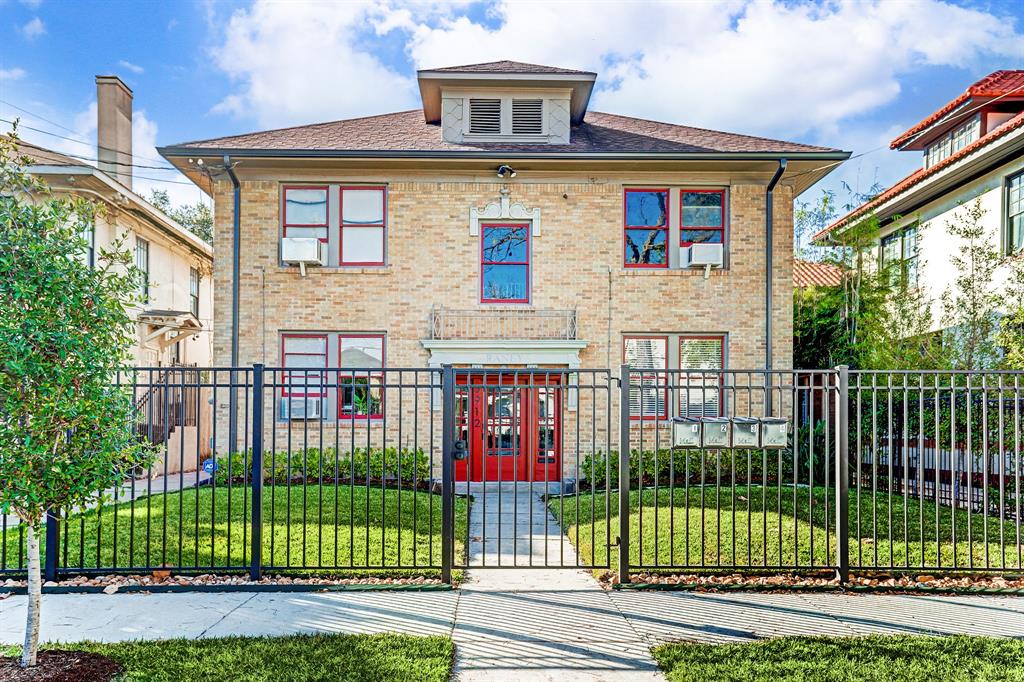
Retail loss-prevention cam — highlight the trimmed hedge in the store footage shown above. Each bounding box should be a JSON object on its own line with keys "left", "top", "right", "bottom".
{"left": 212, "top": 447, "right": 431, "bottom": 486}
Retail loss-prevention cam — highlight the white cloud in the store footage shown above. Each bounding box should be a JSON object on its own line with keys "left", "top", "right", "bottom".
{"left": 20, "top": 16, "right": 45, "bottom": 40}
{"left": 0, "top": 67, "right": 26, "bottom": 81}
{"left": 210, "top": 0, "right": 417, "bottom": 128}
{"left": 407, "top": 0, "right": 1024, "bottom": 143}
{"left": 117, "top": 60, "right": 144, "bottom": 75}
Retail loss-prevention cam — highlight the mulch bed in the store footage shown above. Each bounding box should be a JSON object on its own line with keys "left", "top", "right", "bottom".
{"left": 1, "top": 572, "right": 446, "bottom": 593}
{"left": 0, "top": 651, "right": 121, "bottom": 682}
{"left": 601, "top": 571, "right": 1024, "bottom": 593}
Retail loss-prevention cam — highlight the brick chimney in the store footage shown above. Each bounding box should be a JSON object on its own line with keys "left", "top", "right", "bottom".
{"left": 95, "top": 75, "right": 133, "bottom": 190}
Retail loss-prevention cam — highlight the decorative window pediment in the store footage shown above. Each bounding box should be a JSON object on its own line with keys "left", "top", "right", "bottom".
{"left": 469, "top": 187, "right": 541, "bottom": 236}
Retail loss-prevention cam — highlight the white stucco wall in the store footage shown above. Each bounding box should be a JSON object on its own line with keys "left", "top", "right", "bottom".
{"left": 880, "top": 152, "right": 1024, "bottom": 332}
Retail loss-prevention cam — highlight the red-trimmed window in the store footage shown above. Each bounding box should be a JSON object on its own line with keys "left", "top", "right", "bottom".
{"left": 338, "top": 334, "right": 385, "bottom": 419}
{"left": 678, "top": 335, "right": 725, "bottom": 417}
{"left": 624, "top": 336, "right": 668, "bottom": 419}
{"left": 481, "top": 222, "right": 530, "bottom": 303}
{"left": 623, "top": 188, "right": 668, "bottom": 267}
{"left": 281, "top": 334, "right": 328, "bottom": 398}
{"left": 283, "top": 186, "right": 329, "bottom": 241}
{"left": 680, "top": 189, "right": 725, "bottom": 246}
{"left": 340, "top": 186, "right": 386, "bottom": 266}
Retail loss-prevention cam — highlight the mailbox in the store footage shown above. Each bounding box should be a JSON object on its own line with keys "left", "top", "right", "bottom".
{"left": 672, "top": 417, "right": 702, "bottom": 448}
{"left": 700, "top": 417, "right": 731, "bottom": 448}
{"left": 731, "top": 417, "right": 760, "bottom": 448}
{"left": 761, "top": 417, "right": 789, "bottom": 449}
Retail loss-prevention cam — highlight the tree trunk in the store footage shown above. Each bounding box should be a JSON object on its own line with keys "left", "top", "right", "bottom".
{"left": 20, "top": 522, "right": 41, "bottom": 668}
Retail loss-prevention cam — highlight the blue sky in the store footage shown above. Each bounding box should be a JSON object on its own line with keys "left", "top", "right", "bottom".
{"left": 2, "top": 0, "right": 1024, "bottom": 211}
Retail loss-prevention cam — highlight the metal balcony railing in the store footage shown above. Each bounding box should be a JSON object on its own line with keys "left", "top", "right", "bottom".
{"left": 429, "top": 306, "right": 577, "bottom": 340}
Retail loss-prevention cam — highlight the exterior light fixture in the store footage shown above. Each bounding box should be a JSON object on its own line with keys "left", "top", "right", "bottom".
{"left": 497, "top": 165, "right": 516, "bottom": 179}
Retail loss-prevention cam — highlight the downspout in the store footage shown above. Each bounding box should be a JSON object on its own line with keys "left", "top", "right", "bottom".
{"left": 225, "top": 155, "right": 241, "bottom": 452}
{"left": 765, "top": 158, "right": 787, "bottom": 372}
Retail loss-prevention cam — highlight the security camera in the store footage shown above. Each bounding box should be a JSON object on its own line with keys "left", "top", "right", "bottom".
{"left": 497, "top": 165, "right": 517, "bottom": 179}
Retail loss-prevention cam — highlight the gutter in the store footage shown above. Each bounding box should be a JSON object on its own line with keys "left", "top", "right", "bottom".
{"left": 225, "top": 155, "right": 241, "bottom": 450}
{"left": 158, "top": 147, "right": 849, "bottom": 163}
{"left": 765, "top": 159, "right": 787, "bottom": 373}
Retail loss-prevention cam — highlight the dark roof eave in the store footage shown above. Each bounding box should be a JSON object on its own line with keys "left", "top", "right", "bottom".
{"left": 158, "top": 146, "right": 850, "bottom": 161}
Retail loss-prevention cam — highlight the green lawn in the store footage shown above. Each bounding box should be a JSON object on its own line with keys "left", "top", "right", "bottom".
{"left": 551, "top": 485, "right": 1023, "bottom": 571}
{"left": 2, "top": 633, "right": 453, "bottom": 682}
{"left": 3, "top": 485, "right": 467, "bottom": 576}
{"left": 652, "top": 635, "right": 1024, "bottom": 682}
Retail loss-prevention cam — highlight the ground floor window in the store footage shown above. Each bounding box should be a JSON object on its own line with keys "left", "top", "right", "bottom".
{"left": 279, "top": 331, "right": 385, "bottom": 420}
{"left": 624, "top": 333, "right": 726, "bottom": 419}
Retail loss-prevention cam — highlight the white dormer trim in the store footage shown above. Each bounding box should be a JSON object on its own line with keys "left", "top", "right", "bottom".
{"left": 441, "top": 87, "right": 572, "bottom": 145}
{"left": 469, "top": 187, "right": 542, "bottom": 236}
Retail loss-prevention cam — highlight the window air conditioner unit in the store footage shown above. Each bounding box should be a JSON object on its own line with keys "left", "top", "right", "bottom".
{"left": 281, "top": 237, "right": 327, "bottom": 276}
{"left": 280, "top": 397, "right": 323, "bottom": 420}
{"left": 680, "top": 243, "right": 724, "bottom": 277}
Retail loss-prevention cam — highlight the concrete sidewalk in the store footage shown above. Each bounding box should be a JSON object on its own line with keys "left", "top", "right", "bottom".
{"left": 3, "top": 481, "right": 1024, "bottom": 679}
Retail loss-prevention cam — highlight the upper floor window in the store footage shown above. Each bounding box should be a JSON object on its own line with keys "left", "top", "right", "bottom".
{"left": 924, "top": 115, "right": 980, "bottom": 169}
{"left": 280, "top": 184, "right": 387, "bottom": 267}
{"left": 481, "top": 222, "right": 530, "bottom": 303}
{"left": 623, "top": 189, "right": 668, "bottom": 268}
{"left": 189, "top": 267, "right": 201, "bottom": 317}
{"left": 680, "top": 190, "right": 725, "bottom": 246}
{"left": 624, "top": 187, "right": 729, "bottom": 268}
{"left": 1008, "top": 171, "right": 1024, "bottom": 254}
{"left": 79, "top": 219, "right": 95, "bottom": 268}
{"left": 340, "top": 186, "right": 386, "bottom": 266}
{"left": 135, "top": 237, "right": 149, "bottom": 302}
{"left": 880, "top": 225, "right": 918, "bottom": 287}
{"left": 283, "top": 186, "right": 328, "bottom": 240}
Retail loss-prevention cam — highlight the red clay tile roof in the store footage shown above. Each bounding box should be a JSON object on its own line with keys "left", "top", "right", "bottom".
{"left": 890, "top": 70, "right": 1024, "bottom": 150}
{"left": 166, "top": 110, "right": 838, "bottom": 155}
{"left": 421, "top": 60, "right": 595, "bottom": 76}
{"left": 794, "top": 258, "right": 843, "bottom": 288}
{"left": 815, "top": 110, "right": 1024, "bottom": 242}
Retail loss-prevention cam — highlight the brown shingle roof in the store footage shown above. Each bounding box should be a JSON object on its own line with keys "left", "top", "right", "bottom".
{"left": 421, "top": 60, "right": 595, "bottom": 76}
{"left": 794, "top": 259, "right": 843, "bottom": 288}
{"left": 167, "top": 110, "right": 838, "bottom": 155}
{"left": 16, "top": 140, "right": 83, "bottom": 166}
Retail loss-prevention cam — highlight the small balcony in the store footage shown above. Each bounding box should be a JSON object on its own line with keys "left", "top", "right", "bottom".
{"left": 429, "top": 306, "right": 577, "bottom": 340}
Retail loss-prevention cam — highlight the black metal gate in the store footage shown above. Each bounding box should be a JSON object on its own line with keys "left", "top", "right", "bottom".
{"left": 441, "top": 367, "right": 614, "bottom": 575}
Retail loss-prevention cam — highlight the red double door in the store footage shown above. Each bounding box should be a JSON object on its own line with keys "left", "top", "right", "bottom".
{"left": 455, "top": 373, "right": 561, "bottom": 482}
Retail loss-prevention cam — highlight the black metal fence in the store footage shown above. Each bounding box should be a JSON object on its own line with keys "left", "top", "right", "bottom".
{"left": 2, "top": 365, "right": 1023, "bottom": 583}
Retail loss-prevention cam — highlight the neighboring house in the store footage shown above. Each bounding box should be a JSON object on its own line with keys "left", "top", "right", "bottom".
{"left": 159, "top": 60, "right": 848, "bottom": 479}
{"left": 794, "top": 258, "right": 843, "bottom": 289}
{"left": 20, "top": 76, "right": 215, "bottom": 474}
{"left": 815, "top": 70, "right": 1024, "bottom": 328}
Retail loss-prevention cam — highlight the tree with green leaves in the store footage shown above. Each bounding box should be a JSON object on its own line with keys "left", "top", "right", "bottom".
{"left": 148, "top": 188, "right": 213, "bottom": 244}
{"left": 941, "top": 198, "right": 1002, "bottom": 369}
{"left": 0, "top": 128, "right": 153, "bottom": 668}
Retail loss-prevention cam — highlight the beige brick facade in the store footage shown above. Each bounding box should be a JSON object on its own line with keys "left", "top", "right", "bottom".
{"left": 212, "top": 171, "right": 793, "bottom": 372}
{"left": 206, "top": 166, "right": 795, "bottom": 474}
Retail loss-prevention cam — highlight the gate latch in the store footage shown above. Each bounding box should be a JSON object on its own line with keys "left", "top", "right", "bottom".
{"left": 452, "top": 439, "right": 469, "bottom": 461}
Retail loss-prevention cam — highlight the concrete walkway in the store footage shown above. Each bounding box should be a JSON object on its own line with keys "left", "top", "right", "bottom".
{"left": 3, "top": 482, "right": 1024, "bottom": 678}
{"left": 453, "top": 482, "right": 662, "bottom": 680}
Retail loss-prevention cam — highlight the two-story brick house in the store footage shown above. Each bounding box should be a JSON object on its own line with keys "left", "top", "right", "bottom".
{"left": 160, "top": 61, "right": 848, "bottom": 481}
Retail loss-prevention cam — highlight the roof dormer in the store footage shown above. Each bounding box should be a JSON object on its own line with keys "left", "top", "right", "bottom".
{"left": 416, "top": 61, "right": 596, "bottom": 145}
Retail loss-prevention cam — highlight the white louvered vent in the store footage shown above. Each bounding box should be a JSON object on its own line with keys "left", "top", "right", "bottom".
{"left": 468, "top": 98, "right": 502, "bottom": 134}
{"left": 512, "top": 99, "right": 543, "bottom": 135}
{"left": 679, "top": 337, "right": 723, "bottom": 418}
